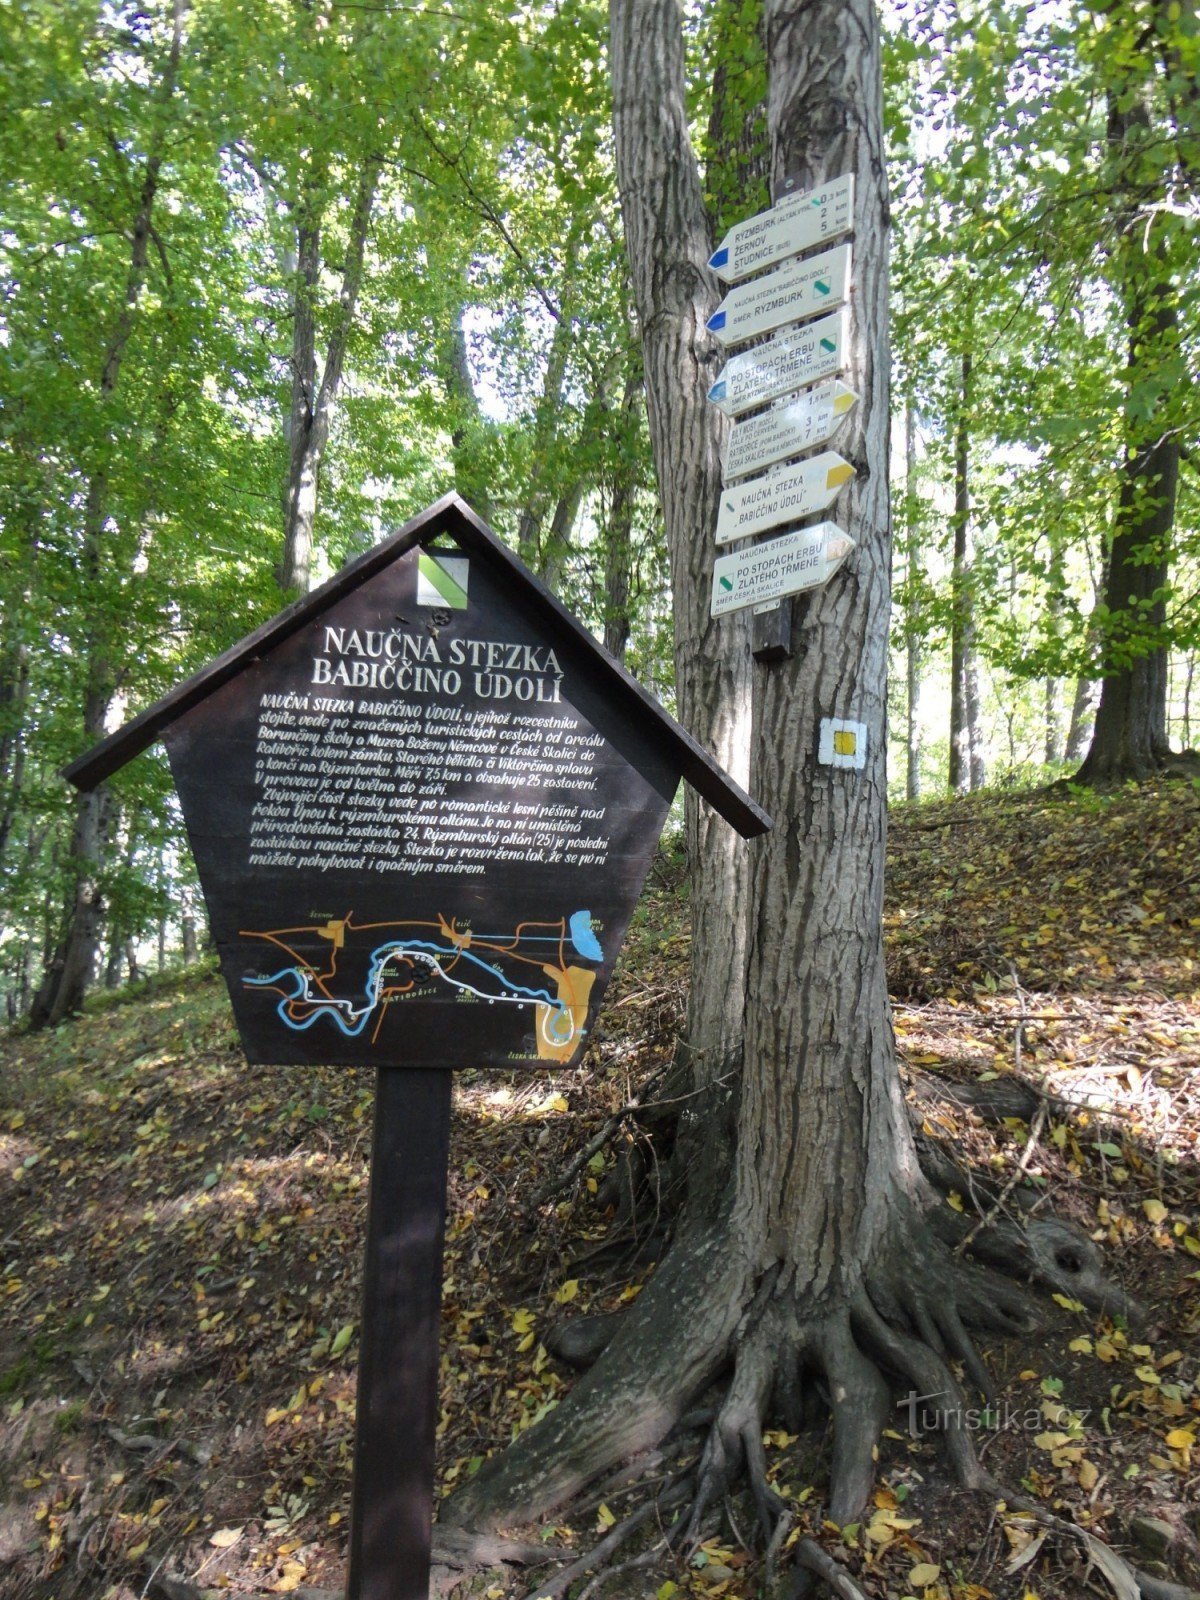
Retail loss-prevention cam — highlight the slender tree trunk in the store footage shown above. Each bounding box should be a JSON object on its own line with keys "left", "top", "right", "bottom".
{"left": 949, "top": 348, "right": 985, "bottom": 792}
{"left": 181, "top": 894, "right": 198, "bottom": 965}
{"left": 279, "top": 156, "right": 380, "bottom": 593}
{"left": 601, "top": 373, "right": 642, "bottom": 664}
{"left": 610, "top": 0, "right": 753, "bottom": 1108}
{"left": 1044, "top": 538, "right": 1065, "bottom": 765}
{"left": 516, "top": 230, "right": 581, "bottom": 565}
{"left": 1076, "top": 90, "right": 1180, "bottom": 783}
{"left": 437, "top": 300, "right": 496, "bottom": 524}
{"left": 539, "top": 488, "right": 582, "bottom": 596}
{"left": 29, "top": 0, "right": 186, "bottom": 1030}
{"left": 903, "top": 402, "right": 922, "bottom": 799}
{"left": 0, "top": 639, "right": 29, "bottom": 867}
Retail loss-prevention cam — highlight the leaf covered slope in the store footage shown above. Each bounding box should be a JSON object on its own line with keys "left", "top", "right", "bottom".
{"left": 1, "top": 784, "right": 1199, "bottom": 1599}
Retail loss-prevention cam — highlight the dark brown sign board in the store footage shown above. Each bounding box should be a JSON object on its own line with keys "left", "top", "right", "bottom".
{"left": 65, "top": 493, "right": 769, "bottom": 1600}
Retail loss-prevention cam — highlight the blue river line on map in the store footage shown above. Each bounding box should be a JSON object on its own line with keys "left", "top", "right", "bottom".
{"left": 240, "top": 910, "right": 604, "bottom": 1053}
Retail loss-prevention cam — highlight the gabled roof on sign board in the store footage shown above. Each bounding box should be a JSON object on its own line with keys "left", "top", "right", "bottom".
{"left": 64, "top": 493, "right": 770, "bottom": 839}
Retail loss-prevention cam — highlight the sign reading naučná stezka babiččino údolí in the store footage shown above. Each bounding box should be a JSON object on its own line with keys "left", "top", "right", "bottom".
{"left": 66, "top": 497, "right": 767, "bottom": 1075}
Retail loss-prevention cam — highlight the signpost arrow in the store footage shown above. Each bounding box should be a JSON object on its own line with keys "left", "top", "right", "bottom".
{"left": 708, "top": 173, "right": 854, "bottom": 284}
{"left": 710, "top": 521, "right": 855, "bottom": 617}
{"left": 715, "top": 452, "right": 855, "bottom": 545}
{"left": 708, "top": 308, "right": 849, "bottom": 417}
{"left": 723, "top": 379, "right": 858, "bottom": 483}
{"left": 707, "top": 242, "right": 851, "bottom": 347}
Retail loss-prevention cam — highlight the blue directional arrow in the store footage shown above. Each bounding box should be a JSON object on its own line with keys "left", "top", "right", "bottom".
{"left": 707, "top": 309, "right": 727, "bottom": 332}
{"left": 709, "top": 246, "right": 730, "bottom": 272}
{"left": 709, "top": 379, "right": 728, "bottom": 404}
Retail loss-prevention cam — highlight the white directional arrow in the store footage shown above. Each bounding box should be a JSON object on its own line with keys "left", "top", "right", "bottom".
{"left": 711, "top": 522, "right": 855, "bottom": 617}
{"left": 723, "top": 379, "right": 858, "bottom": 483}
{"left": 715, "top": 452, "right": 855, "bottom": 546}
{"left": 708, "top": 174, "right": 854, "bottom": 285}
{"left": 707, "top": 242, "right": 851, "bottom": 347}
{"left": 708, "top": 308, "right": 848, "bottom": 417}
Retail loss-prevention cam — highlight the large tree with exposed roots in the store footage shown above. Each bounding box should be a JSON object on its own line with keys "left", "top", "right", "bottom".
{"left": 445, "top": 4, "right": 1171, "bottom": 1595}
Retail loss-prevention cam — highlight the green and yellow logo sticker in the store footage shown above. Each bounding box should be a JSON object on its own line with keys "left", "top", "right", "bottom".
{"left": 416, "top": 550, "right": 469, "bottom": 609}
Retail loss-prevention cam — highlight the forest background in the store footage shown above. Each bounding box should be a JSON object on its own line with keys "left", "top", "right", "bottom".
{"left": 0, "top": 0, "right": 1197, "bottom": 1022}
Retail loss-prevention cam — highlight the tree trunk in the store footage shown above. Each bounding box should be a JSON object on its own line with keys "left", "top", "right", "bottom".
{"left": 29, "top": 0, "right": 186, "bottom": 1030}
{"left": 1044, "top": 538, "right": 1066, "bottom": 766}
{"left": 1075, "top": 89, "right": 1180, "bottom": 783}
{"left": 279, "top": 156, "right": 380, "bottom": 594}
{"left": 610, "top": 0, "right": 754, "bottom": 1092}
{"left": 601, "top": 373, "right": 642, "bottom": 664}
{"left": 0, "top": 637, "right": 29, "bottom": 868}
{"left": 438, "top": 301, "right": 495, "bottom": 525}
{"left": 516, "top": 231, "right": 581, "bottom": 566}
{"left": 949, "top": 348, "right": 985, "bottom": 792}
{"left": 446, "top": 0, "right": 1076, "bottom": 1550}
{"left": 902, "top": 402, "right": 922, "bottom": 800}
{"left": 181, "top": 889, "right": 198, "bottom": 965}
{"left": 1066, "top": 673, "right": 1099, "bottom": 762}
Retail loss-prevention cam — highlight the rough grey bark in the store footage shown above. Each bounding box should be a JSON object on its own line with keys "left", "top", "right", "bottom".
{"left": 29, "top": 0, "right": 186, "bottom": 1030}
{"left": 949, "top": 348, "right": 986, "bottom": 792}
{"left": 279, "top": 156, "right": 381, "bottom": 594}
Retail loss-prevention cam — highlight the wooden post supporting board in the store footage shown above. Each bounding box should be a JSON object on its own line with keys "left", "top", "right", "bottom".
{"left": 347, "top": 1068, "right": 452, "bottom": 1600}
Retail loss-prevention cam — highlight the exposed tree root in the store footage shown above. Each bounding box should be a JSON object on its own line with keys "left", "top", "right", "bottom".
{"left": 787, "top": 1538, "right": 870, "bottom": 1599}
{"left": 445, "top": 1189, "right": 1180, "bottom": 1599}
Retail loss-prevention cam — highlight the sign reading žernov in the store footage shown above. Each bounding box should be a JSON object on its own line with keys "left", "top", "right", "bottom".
{"left": 66, "top": 496, "right": 768, "bottom": 1073}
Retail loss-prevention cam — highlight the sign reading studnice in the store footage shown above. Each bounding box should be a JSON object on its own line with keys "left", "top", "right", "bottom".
{"left": 708, "top": 173, "right": 854, "bottom": 283}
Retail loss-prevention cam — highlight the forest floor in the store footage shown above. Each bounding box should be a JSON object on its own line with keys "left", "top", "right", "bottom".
{"left": 2, "top": 782, "right": 1200, "bottom": 1600}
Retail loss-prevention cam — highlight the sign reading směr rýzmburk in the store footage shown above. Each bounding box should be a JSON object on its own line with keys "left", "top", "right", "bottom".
{"left": 706, "top": 241, "right": 852, "bottom": 347}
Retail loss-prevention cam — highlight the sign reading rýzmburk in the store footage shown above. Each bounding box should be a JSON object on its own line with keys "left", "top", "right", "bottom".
{"left": 65, "top": 495, "right": 768, "bottom": 1600}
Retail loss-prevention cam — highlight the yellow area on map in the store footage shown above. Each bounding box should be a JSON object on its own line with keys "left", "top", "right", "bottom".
{"left": 316, "top": 918, "right": 347, "bottom": 948}
{"left": 536, "top": 965, "right": 597, "bottom": 1062}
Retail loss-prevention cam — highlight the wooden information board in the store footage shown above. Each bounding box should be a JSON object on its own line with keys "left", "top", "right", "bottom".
{"left": 65, "top": 494, "right": 769, "bottom": 1600}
